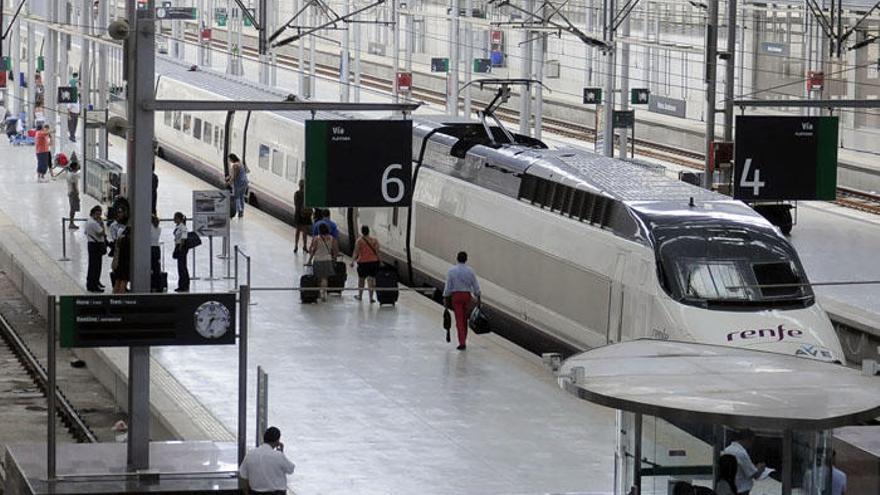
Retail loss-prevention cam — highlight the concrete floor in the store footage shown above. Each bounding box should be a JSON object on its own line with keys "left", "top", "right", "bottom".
{"left": 0, "top": 135, "right": 620, "bottom": 494}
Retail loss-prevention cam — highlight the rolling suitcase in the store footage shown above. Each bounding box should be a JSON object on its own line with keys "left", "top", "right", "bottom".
{"left": 300, "top": 273, "right": 320, "bottom": 303}
{"left": 151, "top": 271, "right": 168, "bottom": 293}
{"left": 375, "top": 266, "right": 399, "bottom": 305}
{"left": 328, "top": 261, "right": 347, "bottom": 295}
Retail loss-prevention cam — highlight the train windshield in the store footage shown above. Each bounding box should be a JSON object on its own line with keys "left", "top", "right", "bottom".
{"left": 655, "top": 225, "right": 814, "bottom": 310}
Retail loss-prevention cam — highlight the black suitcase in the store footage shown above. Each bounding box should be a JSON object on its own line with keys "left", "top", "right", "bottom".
{"left": 300, "top": 274, "right": 320, "bottom": 303}
{"left": 151, "top": 271, "right": 168, "bottom": 293}
{"left": 328, "top": 261, "right": 347, "bottom": 295}
{"left": 375, "top": 266, "right": 399, "bottom": 305}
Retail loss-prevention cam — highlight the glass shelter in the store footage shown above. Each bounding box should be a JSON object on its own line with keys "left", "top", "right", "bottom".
{"left": 555, "top": 340, "right": 880, "bottom": 495}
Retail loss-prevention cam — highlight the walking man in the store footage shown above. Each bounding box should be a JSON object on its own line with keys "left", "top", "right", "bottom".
{"left": 84, "top": 206, "right": 106, "bottom": 293}
{"left": 443, "top": 251, "right": 481, "bottom": 351}
{"left": 239, "top": 426, "right": 296, "bottom": 495}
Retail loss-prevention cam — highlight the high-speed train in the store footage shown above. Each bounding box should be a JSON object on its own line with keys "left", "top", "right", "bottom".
{"left": 152, "top": 57, "right": 844, "bottom": 362}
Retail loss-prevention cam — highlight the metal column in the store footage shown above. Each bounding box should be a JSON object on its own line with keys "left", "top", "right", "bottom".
{"left": 125, "top": 0, "right": 157, "bottom": 471}
{"left": 703, "top": 0, "right": 719, "bottom": 188}
{"left": 448, "top": 0, "right": 460, "bottom": 115}
{"left": 258, "top": 0, "right": 270, "bottom": 86}
{"left": 353, "top": 6, "right": 361, "bottom": 102}
{"left": 602, "top": 0, "right": 616, "bottom": 157}
{"left": 534, "top": 33, "right": 544, "bottom": 140}
{"left": 47, "top": 296, "right": 56, "bottom": 479}
{"left": 617, "top": 17, "right": 630, "bottom": 158}
{"left": 392, "top": 0, "right": 400, "bottom": 102}
{"left": 81, "top": 0, "right": 92, "bottom": 158}
{"left": 722, "top": 0, "right": 737, "bottom": 141}
{"left": 237, "top": 285, "right": 250, "bottom": 464}
{"left": 339, "top": 0, "right": 350, "bottom": 101}
{"left": 308, "top": 3, "right": 316, "bottom": 97}
{"left": 45, "top": 0, "right": 58, "bottom": 130}
{"left": 26, "top": 18, "right": 33, "bottom": 119}
{"left": 518, "top": 0, "right": 533, "bottom": 134}
{"left": 462, "top": 0, "right": 472, "bottom": 116}
{"left": 98, "top": 0, "right": 109, "bottom": 159}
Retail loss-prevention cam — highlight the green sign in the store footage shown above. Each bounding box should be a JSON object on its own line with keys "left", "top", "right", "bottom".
{"left": 631, "top": 88, "right": 650, "bottom": 105}
{"left": 36, "top": 56, "right": 44, "bottom": 72}
{"left": 430, "top": 57, "right": 449, "bottom": 73}
{"left": 305, "top": 120, "right": 413, "bottom": 207}
{"left": 583, "top": 87, "right": 602, "bottom": 104}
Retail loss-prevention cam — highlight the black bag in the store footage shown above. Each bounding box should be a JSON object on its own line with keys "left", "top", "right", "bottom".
{"left": 300, "top": 273, "right": 320, "bottom": 303}
{"left": 228, "top": 186, "right": 236, "bottom": 218}
{"left": 172, "top": 245, "right": 180, "bottom": 259}
{"left": 375, "top": 266, "right": 399, "bottom": 305}
{"left": 443, "top": 308, "right": 451, "bottom": 342}
{"left": 328, "top": 261, "right": 347, "bottom": 295}
{"left": 186, "top": 231, "right": 202, "bottom": 249}
{"left": 469, "top": 305, "right": 491, "bottom": 334}
{"left": 151, "top": 271, "right": 168, "bottom": 293}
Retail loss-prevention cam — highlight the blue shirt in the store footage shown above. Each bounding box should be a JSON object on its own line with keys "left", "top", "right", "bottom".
{"left": 311, "top": 218, "right": 339, "bottom": 238}
{"left": 443, "top": 263, "right": 481, "bottom": 297}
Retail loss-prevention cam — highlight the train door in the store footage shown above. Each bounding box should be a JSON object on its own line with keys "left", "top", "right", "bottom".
{"left": 607, "top": 252, "right": 629, "bottom": 344}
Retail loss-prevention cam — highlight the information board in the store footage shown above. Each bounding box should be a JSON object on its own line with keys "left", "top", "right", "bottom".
{"left": 305, "top": 120, "right": 413, "bottom": 208}
{"left": 59, "top": 293, "right": 237, "bottom": 348}
{"left": 192, "top": 190, "right": 230, "bottom": 237}
{"left": 156, "top": 6, "right": 197, "bottom": 19}
{"left": 613, "top": 110, "right": 635, "bottom": 129}
{"left": 733, "top": 116, "right": 838, "bottom": 201}
{"left": 430, "top": 57, "right": 449, "bottom": 73}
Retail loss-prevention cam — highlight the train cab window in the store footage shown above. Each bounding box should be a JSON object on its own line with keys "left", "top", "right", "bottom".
{"left": 218, "top": 129, "right": 224, "bottom": 150}
{"left": 258, "top": 144, "right": 270, "bottom": 170}
{"left": 183, "top": 114, "right": 192, "bottom": 134}
{"left": 213, "top": 127, "right": 220, "bottom": 147}
{"left": 271, "top": 149, "right": 284, "bottom": 176}
{"left": 655, "top": 225, "right": 813, "bottom": 309}
{"left": 193, "top": 118, "right": 202, "bottom": 140}
{"left": 172, "top": 111, "right": 182, "bottom": 130}
{"left": 202, "top": 122, "right": 213, "bottom": 144}
{"left": 164, "top": 111, "right": 172, "bottom": 127}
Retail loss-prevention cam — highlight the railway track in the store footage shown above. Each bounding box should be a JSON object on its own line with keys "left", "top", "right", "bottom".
{"left": 0, "top": 310, "right": 97, "bottom": 443}
{"left": 185, "top": 32, "right": 880, "bottom": 213}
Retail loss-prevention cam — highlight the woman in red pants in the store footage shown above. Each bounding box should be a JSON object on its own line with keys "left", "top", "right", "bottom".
{"left": 442, "top": 251, "right": 481, "bottom": 350}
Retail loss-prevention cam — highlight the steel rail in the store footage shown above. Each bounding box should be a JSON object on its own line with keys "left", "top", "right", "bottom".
{"left": 0, "top": 311, "right": 98, "bottom": 443}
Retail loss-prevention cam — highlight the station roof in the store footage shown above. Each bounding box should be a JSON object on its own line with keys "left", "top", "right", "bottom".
{"left": 558, "top": 340, "right": 880, "bottom": 430}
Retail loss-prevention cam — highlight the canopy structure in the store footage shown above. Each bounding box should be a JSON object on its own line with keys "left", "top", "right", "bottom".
{"left": 558, "top": 339, "right": 880, "bottom": 430}
{"left": 557, "top": 340, "right": 880, "bottom": 495}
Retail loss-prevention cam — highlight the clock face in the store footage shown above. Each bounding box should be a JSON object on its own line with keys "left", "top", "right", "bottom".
{"left": 193, "top": 301, "right": 231, "bottom": 339}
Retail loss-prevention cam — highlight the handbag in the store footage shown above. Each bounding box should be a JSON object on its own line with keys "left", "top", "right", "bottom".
{"left": 468, "top": 305, "right": 491, "bottom": 335}
{"left": 442, "top": 308, "right": 451, "bottom": 343}
{"left": 186, "top": 231, "right": 202, "bottom": 249}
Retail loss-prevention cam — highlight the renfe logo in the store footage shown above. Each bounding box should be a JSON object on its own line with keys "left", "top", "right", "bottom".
{"left": 727, "top": 325, "right": 804, "bottom": 343}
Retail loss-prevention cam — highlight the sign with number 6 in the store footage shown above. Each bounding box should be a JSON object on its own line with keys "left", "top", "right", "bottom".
{"left": 305, "top": 120, "right": 413, "bottom": 207}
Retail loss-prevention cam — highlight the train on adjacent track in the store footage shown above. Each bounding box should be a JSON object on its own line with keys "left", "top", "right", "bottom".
{"left": 153, "top": 57, "right": 844, "bottom": 362}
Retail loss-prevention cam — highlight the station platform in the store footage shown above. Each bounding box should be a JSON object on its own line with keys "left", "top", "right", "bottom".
{"left": 0, "top": 136, "right": 621, "bottom": 494}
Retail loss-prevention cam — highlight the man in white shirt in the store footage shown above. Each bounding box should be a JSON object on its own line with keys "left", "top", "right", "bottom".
{"left": 84, "top": 206, "right": 106, "bottom": 293}
{"left": 721, "top": 429, "right": 766, "bottom": 495}
{"left": 443, "top": 251, "right": 481, "bottom": 351}
{"left": 67, "top": 101, "right": 80, "bottom": 142}
{"left": 831, "top": 450, "right": 847, "bottom": 495}
{"left": 239, "top": 426, "right": 295, "bottom": 495}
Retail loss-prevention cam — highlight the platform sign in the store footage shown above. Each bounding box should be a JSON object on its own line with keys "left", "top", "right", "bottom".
{"left": 583, "top": 87, "right": 602, "bottom": 105}
{"left": 631, "top": 88, "right": 650, "bottom": 105}
{"left": 57, "top": 86, "right": 77, "bottom": 104}
{"left": 612, "top": 110, "right": 635, "bottom": 129}
{"left": 734, "top": 116, "right": 838, "bottom": 201}
{"left": 59, "top": 293, "right": 237, "bottom": 348}
{"left": 430, "top": 57, "right": 449, "bottom": 73}
{"left": 648, "top": 95, "right": 687, "bottom": 118}
{"left": 473, "top": 58, "right": 492, "bottom": 73}
{"left": 192, "top": 190, "right": 231, "bottom": 237}
{"left": 305, "top": 120, "right": 413, "bottom": 208}
{"left": 156, "top": 6, "right": 197, "bottom": 19}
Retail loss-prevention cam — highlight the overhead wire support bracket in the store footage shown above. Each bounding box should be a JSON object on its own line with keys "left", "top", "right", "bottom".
{"left": 271, "top": 0, "right": 387, "bottom": 49}
{"left": 231, "top": 0, "right": 261, "bottom": 30}
{"left": 3, "top": 0, "right": 27, "bottom": 40}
